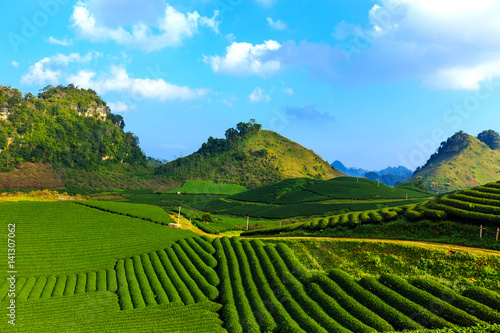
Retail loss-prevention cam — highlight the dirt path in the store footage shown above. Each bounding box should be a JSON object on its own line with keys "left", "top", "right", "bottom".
{"left": 251, "top": 236, "right": 500, "bottom": 257}
{"left": 171, "top": 215, "right": 499, "bottom": 256}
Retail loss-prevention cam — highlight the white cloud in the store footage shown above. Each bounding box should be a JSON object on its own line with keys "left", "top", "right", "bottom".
{"left": 330, "top": 0, "right": 500, "bottom": 90}
{"left": 68, "top": 65, "right": 209, "bottom": 101}
{"left": 267, "top": 17, "right": 287, "bottom": 31}
{"left": 11, "top": 61, "right": 18, "bottom": 68}
{"left": 21, "top": 52, "right": 97, "bottom": 86}
{"left": 249, "top": 87, "right": 271, "bottom": 103}
{"left": 108, "top": 101, "right": 134, "bottom": 113}
{"left": 282, "top": 87, "right": 294, "bottom": 95}
{"left": 48, "top": 37, "right": 72, "bottom": 46}
{"left": 71, "top": 2, "right": 219, "bottom": 52}
{"left": 204, "top": 40, "right": 282, "bottom": 76}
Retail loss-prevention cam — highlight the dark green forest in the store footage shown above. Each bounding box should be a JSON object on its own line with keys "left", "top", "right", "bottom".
{"left": 0, "top": 85, "right": 146, "bottom": 171}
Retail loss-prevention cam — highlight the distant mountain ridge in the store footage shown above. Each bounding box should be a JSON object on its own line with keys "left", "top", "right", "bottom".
{"left": 411, "top": 130, "right": 500, "bottom": 193}
{"left": 331, "top": 160, "right": 413, "bottom": 186}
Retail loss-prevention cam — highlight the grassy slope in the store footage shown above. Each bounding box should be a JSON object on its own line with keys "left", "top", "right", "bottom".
{"left": 412, "top": 135, "right": 500, "bottom": 193}
{"left": 0, "top": 201, "right": 196, "bottom": 278}
{"left": 245, "top": 130, "right": 342, "bottom": 180}
{"left": 0, "top": 163, "right": 64, "bottom": 190}
{"left": 263, "top": 238, "right": 500, "bottom": 292}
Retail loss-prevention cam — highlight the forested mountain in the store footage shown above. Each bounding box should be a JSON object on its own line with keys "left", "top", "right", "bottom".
{"left": 411, "top": 130, "right": 500, "bottom": 193}
{"left": 0, "top": 84, "right": 146, "bottom": 171}
{"left": 155, "top": 121, "right": 344, "bottom": 188}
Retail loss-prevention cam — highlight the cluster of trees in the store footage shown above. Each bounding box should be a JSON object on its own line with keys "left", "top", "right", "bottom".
{"left": 415, "top": 131, "right": 469, "bottom": 173}
{"left": 477, "top": 130, "right": 500, "bottom": 150}
{"left": 198, "top": 120, "right": 262, "bottom": 155}
{"left": 0, "top": 85, "right": 146, "bottom": 170}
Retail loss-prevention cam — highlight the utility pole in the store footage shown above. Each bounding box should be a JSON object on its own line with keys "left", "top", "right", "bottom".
{"left": 496, "top": 228, "right": 499, "bottom": 241}
{"left": 178, "top": 206, "right": 181, "bottom": 224}
{"left": 246, "top": 217, "right": 249, "bottom": 231}
{"left": 406, "top": 193, "right": 408, "bottom": 200}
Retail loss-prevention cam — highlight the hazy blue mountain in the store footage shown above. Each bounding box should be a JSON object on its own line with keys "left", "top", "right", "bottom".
{"left": 331, "top": 161, "right": 413, "bottom": 186}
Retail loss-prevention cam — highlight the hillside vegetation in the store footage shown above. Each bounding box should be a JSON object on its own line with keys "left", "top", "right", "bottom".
{"left": 156, "top": 121, "right": 343, "bottom": 188}
{"left": 412, "top": 131, "right": 500, "bottom": 193}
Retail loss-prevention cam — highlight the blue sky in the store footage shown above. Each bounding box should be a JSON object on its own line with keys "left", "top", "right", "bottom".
{"left": 2, "top": 0, "right": 500, "bottom": 171}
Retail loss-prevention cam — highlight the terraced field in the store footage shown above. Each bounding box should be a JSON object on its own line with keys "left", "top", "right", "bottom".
{"left": 2, "top": 200, "right": 500, "bottom": 332}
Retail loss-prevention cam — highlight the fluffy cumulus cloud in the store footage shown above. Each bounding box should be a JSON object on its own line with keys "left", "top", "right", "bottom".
{"left": 68, "top": 65, "right": 209, "bottom": 101}
{"left": 331, "top": 0, "right": 500, "bottom": 90}
{"left": 48, "top": 37, "right": 72, "bottom": 46}
{"left": 21, "top": 52, "right": 97, "bottom": 85}
{"left": 21, "top": 53, "right": 208, "bottom": 101}
{"left": 249, "top": 87, "right": 271, "bottom": 103}
{"left": 108, "top": 101, "right": 133, "bottom": 113}
{"left": 204, "top": 40, "right": 282, "bottom": 76}
{"left": 71, "top": 1, "right": 220, "bottom": 52}
{"left": 267, "top": 17, "right": 287, "bottom": 31}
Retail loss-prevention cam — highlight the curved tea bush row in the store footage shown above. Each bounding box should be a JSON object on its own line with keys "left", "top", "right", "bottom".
{"left": 176, "top": 241, "right": 220, "bottom": 287}
{"left": 252, "top": 240, "right": 329, "bottom": 333}
{"left": 240, "top": 240, "right": 304, "bottom": 332}
{"left": 275, "top": 243, "right": 312, "bottom": 283}
{"left": 132, "top": 255, "right": 157, "bottom": 307}
{"left": 149, "top": 251, "right": 183, "bottom": 304}
{"left": 451, "top": 193, "right": 500, "bottom": 208}
{"left": 124, "top": 258, "right": 146, "bottom": 309}
{"left": 28, "top": 277, "right": 47, "bottom": 299}
{"left": 265, "top": 244, "right": 349, "bottom": 333}
{"left": 193, "top": 220, "right": 243, "bottom": 234}
{"left": 213, "top": 238, "right": 242, "bottom": 333}
{"left": 74, "top": 200, "right": 176, "bottom": 225}
{"left": 431, "top": 201, "right": 500, "bottom": 225}
{"left": 328, "top": 269, "right": 422, "bottom": 331}
{"left": 230, "top": 237, "right": 277, "bottom": 332}
{"left": 463, "top": 287, "right": 500, "bottom": 313}
{"left": 157, "top": 249, "right": 194, "bottom": 305}
{"left": 359, "top": 276, "right": 452, "bottom": 329}
{"left": 192, "top": 236, "right": 216, "bottom": 254}
{"left": 140, "top": 253, "right": 169, "bottom": 305}
{"left": 63, "top": 274, "right": 77, "bottom": 296}
{"left": 172, "top": 244, "right": 219, "bottom": 300}
{"left": 86, "top": 271, "right": 97, "bottom": 293}
{"left": 242, "top": 221, "right": 305, "bottom": 236}
{"left": 17, "top": 277, "right": 37, "bottom": 301}
{"left": 116, "top": 259, "right": 133, "bottom": 310}
{"left": 40, "top": 276, "right": 57, "bottom": 298}
{"left": 410, "top": 277, "right": 500, "bottom": 324}
{"left": 307, "top": 283, "right": 375, "bottom": 333}
{"left": 379, "top": 274, "right": 483, "bottom": 327}
{"left": 52, "top": 276, "right": 66, "bottom": 297}
{"left": 316, "top": 274, "right": 392, "bottom": 332}
{"left": 184, "top": 237, "right": 218, "bottom": 267}
{"left": 222, "top": 237, "right": 260, "bottom": 332}
{"left": 439, "top": 196, "right": 500, "bottom": 216}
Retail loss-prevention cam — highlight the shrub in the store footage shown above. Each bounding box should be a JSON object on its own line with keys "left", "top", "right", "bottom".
{"left": 125, "top": 258, "right": 146, "bottom": 309}
{"left": 150, "top": 251, "right": 183, "bottom": 304}
{"left": 328, "top": 215, "right": 340, "bottom": 227}
{"left": 318, "top": 218, "right": 329, "bottom": 229}
{"left": 329, "top": 269, "right": 421, "bottom": 331}
{"left": 222, "top": 237, "right": 260, "bottom": 332}
{"left": 252, "top": 240, "right": 328, "bottom": 333}
{"left": 316, "top": 274, "right": 392, "bottom": 332}
{"left": 241, "top": 240, "right": 305, "bottom": 332}
{"left": 462, "top": 286, "right": 500, "bottom": 313}
{"left": 359, "top": 211, "right": 372, "bottom": 224}
{"left": 63, "top": 274, "right": 77, "bottom": 296}
{"left": 75, "top": 273, "right": 87, "bottom": 294}
{"left": 172, "top": 244, "right": 218, "bottom": 301}
{"left": 28, "top": 277, "right": 47, "bottom": 299}
{"left": 116, "top": 259, "right": 133, "bottom": 310}
{"left": 96, "top": 270, "right": 107, "bottom": 292}
{"left": 40, "top": 276, "right": 57, "bottom": 298}
{"left": 380, "top": 208, "right": 398, "bottom": 221}
{"left": 185, "top": 237, "right": 218, "bottom": 268}
{"left": 132, "top": 255, "right": 157, "bottom": 306}
{"left": 17, "top": 277, "right": 37, "bottom": 301}
{"left": 213, "top": 238, "right": 242, "bottom": 333}
{"left": 382, "top": 273, "right": 482, "bottom": 327}
{"left": 266, "top": 245, "right": 346, "bottom": 333}
{"left": 166, "top": 247, "right": 208, "bottom": 303}
{"left": 307, "top": 282, "right": 376, "bottom": 333}
{"left": 411, "top": 277, "right": 500, "bottom": 324}
{"left": 140, "top": 253, "right": 169, "bottom": 304}
{"left": 192, "top": 236, "right": 216, "bottom": 254}
{"left": 86, "top": 271, "right": 97, "bottom": 293}
{"left": 359, "top": 276, "right": 452, "bottom": 329}
{"left": 230, "top": 237, "right": 276, "bottom": 332}
{"left": 52, "top": 276, "right": 67, "bottom": 297}
{"left": 107, "top": 269, "right": 117, "bottom": 292}
{"left": 369, "top": 211, "right": 384, "bottom": 223}
{"left": 275, "top": 243, "right": 312, "bottom": 283}
{"left": 157, "top": 250, "right": 193, "bottom": 304}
